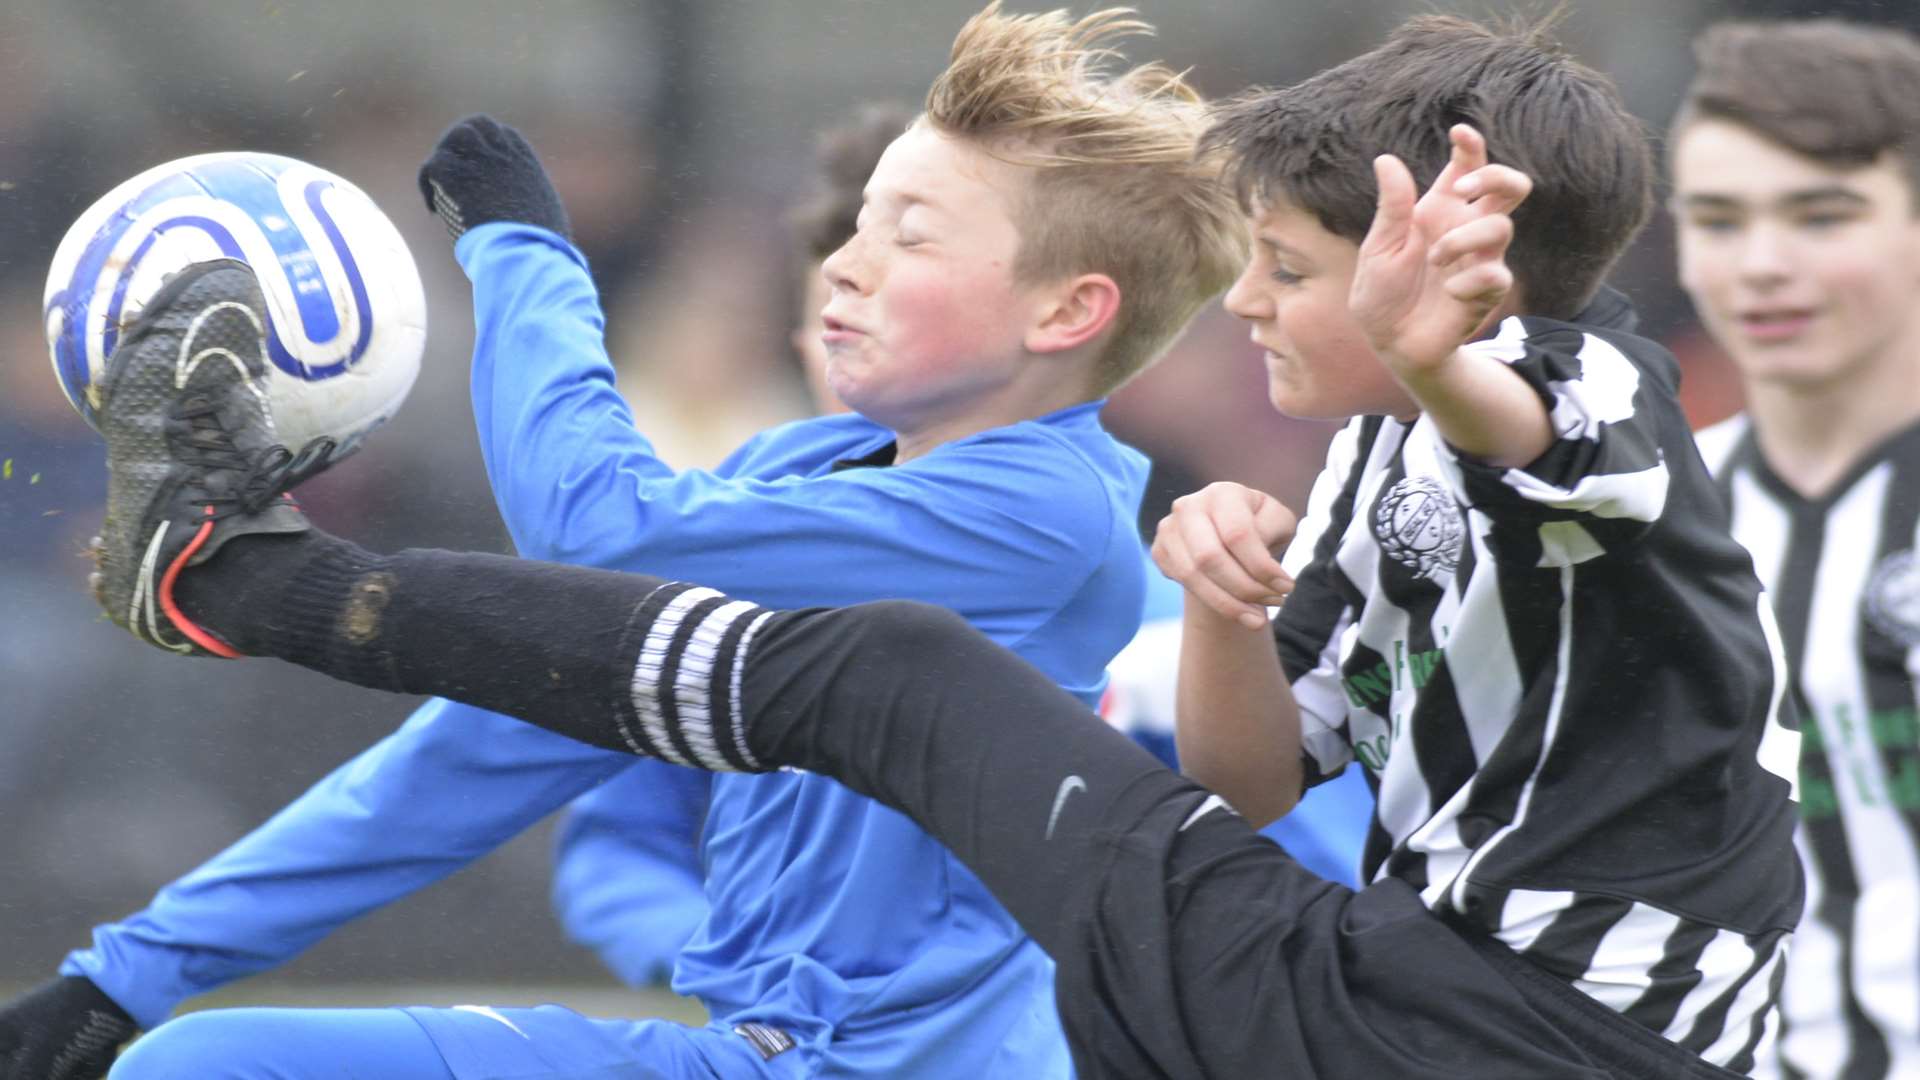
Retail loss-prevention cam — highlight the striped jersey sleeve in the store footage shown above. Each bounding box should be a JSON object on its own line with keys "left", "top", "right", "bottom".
{"left": 1437, "top": 317, "right": 1671, "bottom": 566}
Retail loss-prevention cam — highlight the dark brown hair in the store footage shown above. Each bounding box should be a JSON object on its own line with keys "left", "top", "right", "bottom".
{"left": 1675, "top": 20, "right": 1920, "bottom": 197}
{"left": 788, "top": 103, "right": 918, "bottom": 261}
{"left": 1201, "top": 14, "right": 1653, "bottom": 320}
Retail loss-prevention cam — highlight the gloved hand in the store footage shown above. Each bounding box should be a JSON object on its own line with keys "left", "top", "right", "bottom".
{"left": 418, "top": 114, "right": 570, "bottom": 241}
{"left": 0, "top": 975, "right": 139, "bottom": 1080}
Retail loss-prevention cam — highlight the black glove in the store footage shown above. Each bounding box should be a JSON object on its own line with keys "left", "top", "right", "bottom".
{"left": 0, "top": 975, "right": 138, "bottom": 1080}
{"left": 418, "top": 114, "right": 570, "bottom": 241}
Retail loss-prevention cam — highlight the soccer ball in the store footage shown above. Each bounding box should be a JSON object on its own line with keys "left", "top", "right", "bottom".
{"left": 43, "top": 152, "right": 427, "bottom": 465}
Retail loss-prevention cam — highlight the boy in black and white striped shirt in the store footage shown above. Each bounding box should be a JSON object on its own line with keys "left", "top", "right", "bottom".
{"left": 1157, "top": 13, "right": 1803, "bottom": 1074}
{"left": 72, "top": 12, "right": 1801, "bottom": 1080}
{"left": 1673, "top": 20, "right": 1920, "bottom": 1080}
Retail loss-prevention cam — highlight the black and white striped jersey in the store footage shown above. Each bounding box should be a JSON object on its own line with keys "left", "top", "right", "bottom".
{"left": 1699, "top": 412, "right": 1920, "bottom": 1080}
{"left": 1271, "top": 294, "right": 1804, "bottom": 1073}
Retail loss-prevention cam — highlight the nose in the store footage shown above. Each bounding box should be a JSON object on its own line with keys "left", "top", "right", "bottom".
{"left": 821, "top": 232, "right": 871, "bottom": 296}
{"left": 1736, "top": 222, "right": 1792, "bottom": 287}
{"left": 1222, "top": 261, "right": 1271, "bottom": 322}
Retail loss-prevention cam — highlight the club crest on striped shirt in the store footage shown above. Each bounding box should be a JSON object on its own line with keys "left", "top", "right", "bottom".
{"left": 1865, "top": 549, "right": 1920, "bottom": 645}
{"left": 1372, "top": 475, "right": 1462, "bottom": 584}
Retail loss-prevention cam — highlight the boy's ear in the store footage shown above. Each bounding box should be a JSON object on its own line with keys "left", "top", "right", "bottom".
{"left": 1026, "top": 273, "right": 1121, "bottom": 355}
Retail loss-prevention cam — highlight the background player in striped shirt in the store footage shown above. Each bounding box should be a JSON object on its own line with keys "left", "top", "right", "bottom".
{"left": 77, "top": 12, "right": 1800, "bottom": 1079}
{"left": 1673, "top": 20, "right": 1920, "bottom": 1079}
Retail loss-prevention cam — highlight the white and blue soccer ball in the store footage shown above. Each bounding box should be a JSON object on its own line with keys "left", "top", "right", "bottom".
{"left": 43, "top": 152, "right": 427, "bottom": 465}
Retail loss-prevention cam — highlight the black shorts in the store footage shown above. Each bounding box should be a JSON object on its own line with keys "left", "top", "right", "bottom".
{"left": 1047, "top": 784, "right": 1751, "bottom": 1080}
{"left": 736, "top": 602, "right": 1756, "bottom": 1078}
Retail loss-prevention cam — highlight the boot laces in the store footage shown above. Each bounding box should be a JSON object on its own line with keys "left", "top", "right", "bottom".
{"left": 171, "top": 393, "right": 336, "bottom": 515}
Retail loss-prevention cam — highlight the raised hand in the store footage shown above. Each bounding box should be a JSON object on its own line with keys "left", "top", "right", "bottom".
{"left": 1349, "top": 124, "right": 1533, "bottom": 377}
{"left": 1151, "top": 482, "right": 1297, "bottom": 629}
{"left": 418, "top": 115, "right": 570, "bottom": 242}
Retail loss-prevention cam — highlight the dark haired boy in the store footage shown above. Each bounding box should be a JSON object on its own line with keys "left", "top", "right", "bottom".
{"left": 1672, "top": 19, "right": 1920, "bottom": 1080}
{"left": 65, "top": 13, "right": 1797, "bottom": 1080}
{"left": 1150, "top": 13, "right": 1800, "bottom": 1075}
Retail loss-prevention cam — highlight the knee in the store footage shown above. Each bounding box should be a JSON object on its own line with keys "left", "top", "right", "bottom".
{"left": 845, "top": 599, "right": 980, "bottom": 661}
{"left": 110, "top": 1011, "right": 250, "bottom": 1079}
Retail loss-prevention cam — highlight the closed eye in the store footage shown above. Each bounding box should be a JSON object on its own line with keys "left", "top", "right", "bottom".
{"left": 1686, "top": 217, "right": 1741, "bottom": 234}
{"left": 1795, "top": 210, "right": 1857, "bottom": 230}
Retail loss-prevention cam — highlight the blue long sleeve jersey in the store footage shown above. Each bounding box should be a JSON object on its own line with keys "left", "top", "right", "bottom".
{"left": 549, "top": 759, "right": 712, "bottom": 987}
{"left": 65, "top": 223, "right": 1149, "bottom": 1076}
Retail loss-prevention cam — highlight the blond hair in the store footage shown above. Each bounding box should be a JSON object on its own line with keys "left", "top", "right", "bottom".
{"left": 924, "top": 2, "right": 1245, "bottom": 394}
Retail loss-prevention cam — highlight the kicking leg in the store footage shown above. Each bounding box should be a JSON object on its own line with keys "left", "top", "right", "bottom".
{"left": 89, "top": 261, "right": 1675, "bottom": 1077}
{"left": 165, "top": 527, "right": 1200, "bottom": 954}
{"left": 163, "top": 546, "right": 1639, "bottom": 1077}
{"left": 82, "top": 256, "right": 1213, "bottom": 955}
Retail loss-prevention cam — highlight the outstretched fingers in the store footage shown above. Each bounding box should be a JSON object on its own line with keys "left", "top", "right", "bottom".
{"left": 1432, "top": 124, "right": 1489, "bottom": 197}
{"left": 1454, "top": 162, "right": 1532, "bottom": 218}
{"left": 1443, "top": 258, "right": 1515, "bottom": 309}
{"left": 1427, "top": 214, "right": 1515, "bottom": 271}
{"left": 1433, "top": 217, "right": 1516, "bottom": 306}
{"left": 1351, "top": 123, "right": 1533, "bottom": 369}
{"left": 1368, "top": 153, "right": 1421, "bottom": 254}
{"left": 1436, "top": 125, "right": 1531, "bottom": 221}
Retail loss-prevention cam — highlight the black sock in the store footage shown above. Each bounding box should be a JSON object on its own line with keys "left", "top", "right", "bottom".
{"left": 173, "top": 531, "right": 394, "bottom": 683}
{"left": 171, "top": 532, "right": 775, "bottom": 768}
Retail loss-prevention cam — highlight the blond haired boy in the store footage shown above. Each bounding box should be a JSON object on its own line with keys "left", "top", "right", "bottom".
{"left": 13, "top": 6, "right": 1244, "bottom": 1079}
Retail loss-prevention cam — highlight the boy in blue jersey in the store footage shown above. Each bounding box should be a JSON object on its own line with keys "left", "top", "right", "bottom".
{"left": 544, "top": 102, "right": 920, "bottom": 990}
{"left": 0, "top": 6, "right": 1246, "bottom": 1079}
{"left": 66, "top": 13, "right": 1799, "bottom": 1080}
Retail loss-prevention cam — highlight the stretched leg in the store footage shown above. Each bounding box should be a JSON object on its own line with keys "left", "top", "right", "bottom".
{"left": 169, "top": 539, "right": 1656, "bottom": 1078}
{"left": 82, "top": 253, "right": 1189, "bottom": 955}
{"left": 80, "top": 258, "right": 1238, "bottom": 1069}
{"left": 89, "top": 261, "right": 1736, "bottom": 1078}
{"left": 167, "top": 530, "right": 1196, "bottom": 956}
{"left": 165, "top": 534, "right": 1252, "bottom": 1073}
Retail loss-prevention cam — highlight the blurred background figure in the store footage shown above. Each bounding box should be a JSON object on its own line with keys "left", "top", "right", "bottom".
{"left": 1674, "top": 18, "right": 1920, "bottom": 1079}
{"left": 0, "top": 0, "right": 1896, "bottom": 1015}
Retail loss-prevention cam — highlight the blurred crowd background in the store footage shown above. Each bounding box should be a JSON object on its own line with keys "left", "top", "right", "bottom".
{"left": 0, "top": 0, "right": 1906, "bottom": 1003}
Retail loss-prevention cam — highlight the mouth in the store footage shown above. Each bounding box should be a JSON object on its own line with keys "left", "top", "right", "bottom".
{"left": 821, "top": 312, "right": 867, "bottom": 346}
{"left": 1736, "top": 308, "right": 1816, "bottom": 343}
